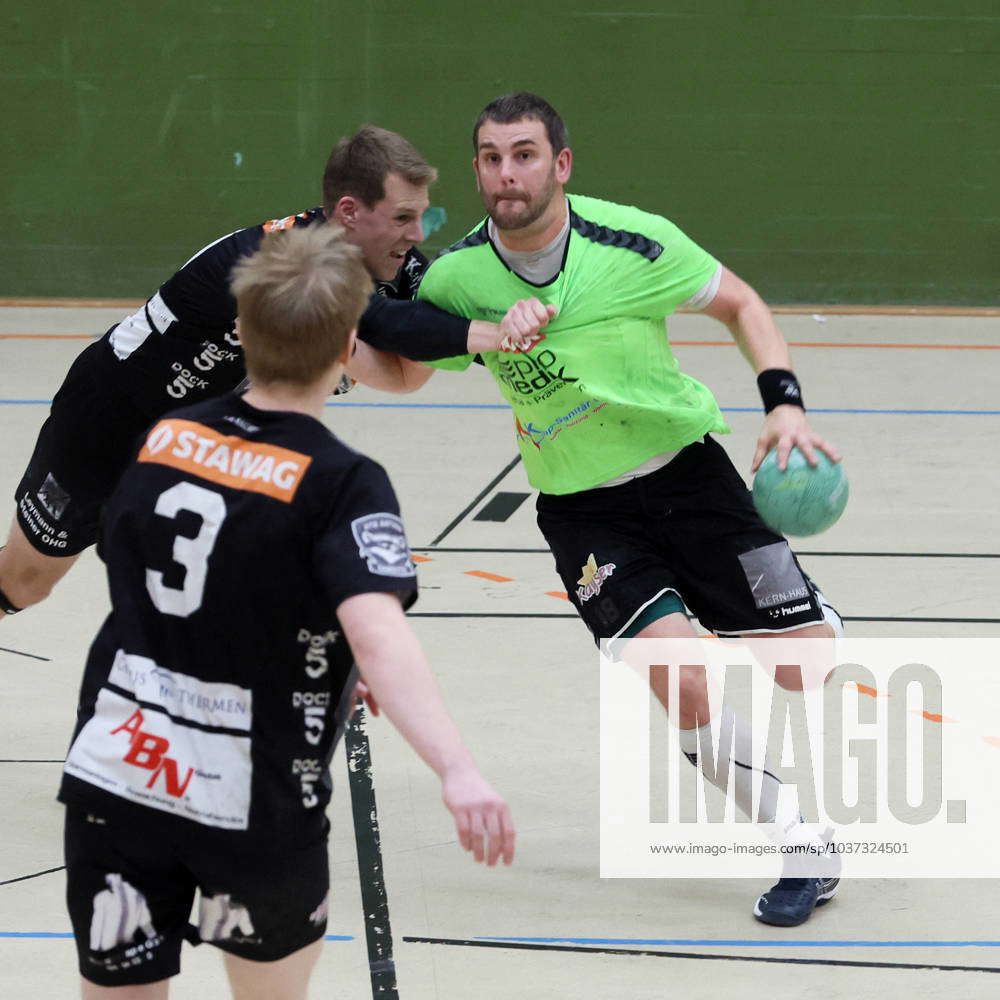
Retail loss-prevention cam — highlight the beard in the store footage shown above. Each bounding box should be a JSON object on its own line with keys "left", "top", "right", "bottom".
{"left": 484, "top": 168, "right": 560, "bottom": 232}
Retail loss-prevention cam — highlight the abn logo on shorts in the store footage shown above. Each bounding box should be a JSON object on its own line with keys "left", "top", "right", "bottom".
{"left": 110, "top": 708, "right": 195, "bottom": 798}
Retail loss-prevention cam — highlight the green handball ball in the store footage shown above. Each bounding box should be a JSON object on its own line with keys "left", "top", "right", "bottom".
{"left": 752, "top": 448, "right": 849, "bottom": 537}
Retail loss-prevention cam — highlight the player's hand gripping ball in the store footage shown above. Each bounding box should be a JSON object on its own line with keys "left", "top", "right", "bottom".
{"left": 752, "top": 448, "right": 849, "bottom": 537}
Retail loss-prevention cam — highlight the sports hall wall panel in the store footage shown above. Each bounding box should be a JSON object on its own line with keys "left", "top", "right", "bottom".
{"left": 1, "top": 1, "right": 994, "bottom": 304}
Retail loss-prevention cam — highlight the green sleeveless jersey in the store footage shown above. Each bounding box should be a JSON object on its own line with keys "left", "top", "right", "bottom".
{"left": 418, "top": 194, "right": 730, "bottom": 495}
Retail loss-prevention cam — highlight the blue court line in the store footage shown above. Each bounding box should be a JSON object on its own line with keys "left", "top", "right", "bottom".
{"left": 1, "top": 400, "right": 998, "bottom": 416}
{"left": 323, "top": 404, "right": 1000, "bottom": 415}
{"left": 0, "top": 931, "right": 354, "bottom": 941}
{"left": 475, "top": 936, "right": 1000, "bottom": 948}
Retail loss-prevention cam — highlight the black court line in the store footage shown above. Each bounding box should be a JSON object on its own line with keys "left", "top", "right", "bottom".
{"left": 0, "top": 759, "right": 63, "bottom": 764}
{"left": 414, "top": 548, "right": 1000, "bottom": 559}
{"left": 473, "top": 492, "right": 530, "bottom": 522}
{"left": 345, "top": 706, "right": 400, "bottom": 1000}
{"left": 408, "top": 613, "right": 1000, "bottom": 624}
{"left": 410, "top": 613, "right": 577, "bottom": 619}
{"left": 429, "top": 456, "right": 522, "bottom": 546}
{"left": 0, "top": 866, "right": 65, "bottom": 887}
{"left": 0, "top": 645, "right": 51, "bottom": 662}
{"left": 402, "top": 936, "right": 1000, "bottom": 974}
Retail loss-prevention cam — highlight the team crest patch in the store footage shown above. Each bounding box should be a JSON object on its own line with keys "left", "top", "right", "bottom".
{"left": 576, "top": 553, "right": 616, "bottom": 603}
{"left": 37, "top": 472, "right": 70, "bottom": 521}
{"left": 351, "top": 513, "right": 415, "bottom": 578}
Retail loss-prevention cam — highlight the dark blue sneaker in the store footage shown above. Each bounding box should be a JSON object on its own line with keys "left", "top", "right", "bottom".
{"left": 753, "top": 876, "right": 839, "bottom": 927}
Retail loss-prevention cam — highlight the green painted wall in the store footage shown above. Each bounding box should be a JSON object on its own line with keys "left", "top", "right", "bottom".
{"left": 1, "top": 1, "right": 996, "bottom": 304}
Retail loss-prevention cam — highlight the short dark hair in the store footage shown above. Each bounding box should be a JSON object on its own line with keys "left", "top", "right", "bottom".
{"left": 322, "top": 126, "right": 437, "bottom": 212}
{"left": 473, "top": 92, "right": 569, "bottom": 154}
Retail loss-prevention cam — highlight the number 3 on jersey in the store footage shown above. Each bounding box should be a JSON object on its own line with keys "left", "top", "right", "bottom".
{"left": 146, "top": 482, "right": 227, "bottom": 617}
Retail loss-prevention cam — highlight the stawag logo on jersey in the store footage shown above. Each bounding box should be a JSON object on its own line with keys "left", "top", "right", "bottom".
{"left": 351, "top": 513, "right": 415, "bottom": 578}
{"left": 577, "top": 553, "right": 616, "bottom": 603}
{"left": 139, "top": 419, "right": 312, "bottom": 502}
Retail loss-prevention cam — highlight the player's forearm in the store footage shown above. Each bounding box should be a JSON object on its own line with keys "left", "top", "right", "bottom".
{"left": 356, "top": 635, "right": 477, "bottom": 779}
{"left": 358, "top": 297, "right": 475, "bottom": 361}
{"left": 467, "top": 320, "right": 503, "bottom": 354}
{"left": 703, "top": 268, "right": 791, "bottom": 374}
{"left": 346, "top": 341, "right": 434, "bottom": 394}
{"left": 340, "top": 595, "right": 477, "bottom": 778}
{"left": 725, "top": 294, "right": 792, "bottom": 374}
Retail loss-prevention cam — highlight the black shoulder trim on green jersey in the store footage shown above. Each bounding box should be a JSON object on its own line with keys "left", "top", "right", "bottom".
{"left": 569, "top": 210, "right": 664, "bottom": 262}
{"left": 438, "top": 222, "right": 490, "bottom": 257}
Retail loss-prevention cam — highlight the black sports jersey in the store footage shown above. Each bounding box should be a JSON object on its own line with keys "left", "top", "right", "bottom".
{"left": 94, "top": 209, "right": 461, "bottom": 417}
{"left": 59, "top": 393, "right": 417, "bottom": 844}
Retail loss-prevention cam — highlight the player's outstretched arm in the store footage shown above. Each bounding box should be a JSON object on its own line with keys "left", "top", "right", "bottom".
{"left": 346, "top": 341, "right": 437, "bottom": 393}
{"left": 338, "top": 592, "right": 515, "bottom": 866}
{"left": 348, "top": 298, "right": 557, "bottom": 392}
{"left": 700, "top": 267, "right": 841, "bottom": 472}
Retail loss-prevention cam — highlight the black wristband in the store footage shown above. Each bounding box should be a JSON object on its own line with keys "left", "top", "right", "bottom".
{"left": 757, "top": 368, "right": 805, "bottom": 413}
{"left": 0, "top": 585, "right": 23, "bottom": 615}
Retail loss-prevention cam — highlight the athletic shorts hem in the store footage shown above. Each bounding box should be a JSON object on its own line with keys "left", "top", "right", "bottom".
{"left": 207, "top": 921, "right": 327, "bottom": 963}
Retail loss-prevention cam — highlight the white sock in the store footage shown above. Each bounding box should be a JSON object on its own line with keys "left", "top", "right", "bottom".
{"left": 677, "top": 707, "right": 807, "bottom": 841}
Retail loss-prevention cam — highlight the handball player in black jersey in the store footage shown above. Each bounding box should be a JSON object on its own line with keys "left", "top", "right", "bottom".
{"left": 59, "top": 223, "right": 515, "bottom": 998}
{"left": 0, "top": 126, "right": 525, "bottom": 622}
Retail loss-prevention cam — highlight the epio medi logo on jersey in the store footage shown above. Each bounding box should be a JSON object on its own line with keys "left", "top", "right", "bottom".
{"left": 138, "top": 419, "right": 312, "bottom": 502}
{"left": 64, "top": 652, "right": 253, "bottom": 830}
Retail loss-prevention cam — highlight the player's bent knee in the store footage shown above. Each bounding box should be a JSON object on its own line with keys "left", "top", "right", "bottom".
{"left": 81, "top": 977, "right": 170, "bottom": 999}
{"left": 223, "top": 938, "right": 323, "bottom": 1000}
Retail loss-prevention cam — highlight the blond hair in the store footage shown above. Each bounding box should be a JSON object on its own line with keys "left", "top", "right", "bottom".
{"left": 230, "top": 224, "right": 372, "bottom": 386}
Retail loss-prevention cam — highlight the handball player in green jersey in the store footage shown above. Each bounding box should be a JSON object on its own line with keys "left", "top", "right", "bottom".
{"left": 407, "top": 92, "right": 846, "bottom": 927}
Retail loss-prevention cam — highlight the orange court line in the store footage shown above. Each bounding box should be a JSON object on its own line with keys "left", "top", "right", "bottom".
{"left": 984, "top": 736, "right": 1000, "bottom": 749}
{"left": 0, "top": 298, "right": 144, "bottom": 308}
{"left": 545, "top": 591, "right": 570, "bottom": 600}
{"left": 672, "top": 341, "right": 1000, "bottom": 350}
{"left": 411, "top": 554, "right": 433, "bottom": 563}
{"left": 852, "top": 683, "right": 881, "bottom": 698}
{"left": 464, "top": 570, "right": 516, "bottom": 583}
{"left": 3, "top": 298, "right": 998, "bottom": 317}
{"left": 911, "top": 710, "right": 957, "bottom": 723}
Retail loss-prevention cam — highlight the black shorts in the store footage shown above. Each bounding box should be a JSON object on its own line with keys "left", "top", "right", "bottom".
{"left": 536, "top": 436, "right": 831, "bottom": 642}
{"left": 64, "top": 806, "right": 329, "bottom": 987}
{"left": 15, "top": 341, "right": 152, "bottom": 556}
